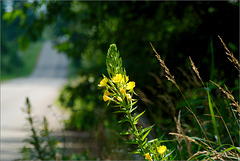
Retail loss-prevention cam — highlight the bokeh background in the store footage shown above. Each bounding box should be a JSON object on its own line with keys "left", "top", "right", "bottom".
{"left": 1, "top": 0, "right": 239, "bottom": 160}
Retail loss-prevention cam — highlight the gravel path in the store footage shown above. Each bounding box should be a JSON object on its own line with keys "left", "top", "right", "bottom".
{"left": 1, "top": 41, "right": 69, "bottom": 160}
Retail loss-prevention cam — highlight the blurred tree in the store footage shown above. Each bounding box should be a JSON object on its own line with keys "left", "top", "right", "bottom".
{"left": 4, "top": 1, "right": 238, "bottom": 84}
{"left": 1, "top": 1, "right": 23, "bottom": 76}
{"left": 1, "top": 1, "right": 44, "bottom": 78}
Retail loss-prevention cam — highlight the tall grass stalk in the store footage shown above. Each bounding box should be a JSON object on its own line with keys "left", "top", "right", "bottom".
{"left": 150, "top": 43, "right": 210, "bottom": 144}
{"left": 151, "top": 38, "right": 239, "bottom": 160}
{"left": 189, "top": 52, "right": 239, "bottom": 158}
{"left": 190, "top": 48, "right": 239, "bottom": 157}
{"left": 190, "top": 55, "right": 225, "bottom": 147}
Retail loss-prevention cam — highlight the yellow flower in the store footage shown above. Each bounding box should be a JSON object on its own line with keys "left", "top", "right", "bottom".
{"left": 103, "top": 90, "right": 111, "bottom": 101}
{"left": 120, "top": 88, "right": 126, "bottom": 95}
{"left": 103, "top": 95, "right": 110, "bottom": 102}
{"left": 98, "top": 77, "right": 108, "bottom": 87}
{"left": 112, "top": 74, "right": 123, "bottom": 83}
{"left": 157, "top": 145, "right": 167, "bottom": 154}
{"left": 117, "top": 96, "right": 123, "bottom": 102}
{"left": 145, "top": 153, "right": 152, "bottom": 160}
{"left": 104, "top": 90, "right": 111, "bottom": 96}
{"left": 126, "top": 94, "right": 131, "bottom": 100}
{"left": 126, "top": 81, "right": 135, "bottom": 90}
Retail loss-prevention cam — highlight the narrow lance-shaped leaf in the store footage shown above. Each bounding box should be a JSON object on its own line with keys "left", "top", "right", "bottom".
{"left": 120, "top": 131, "right": 133, "bottom": 135}
{"left": 126, "top": 140, "right": 138, "bottom": 145}
{"left": 130, "top": 106, "right": 138, "bottom": 113}
{"left": 128, "top": 101, "right": 138, "bottom": 111}
{"left": 118, "top": 119, "right": 131, "bottom": 124}
{"left": 142, "top": 137, "right": 148, "bottom": 147}
{"left": 164, "top": 149, "right": 175, "bottom": 159}
{"left": 113, "top": 110, "right": 127, "bottom": 114}
{"left": 142, "top": 125, "right": 154, "bottom": 133}
{"left": 131, "top": 149, "right": 141, "bottom": 154}
{"left": 133, "top": 118, "right": 139, "bottom": 125}
{"left": 207, "top": 90, "right": 221, "bottom": 145}
{"left": 142, "top": 126, "right": 153, "bottom": 141}
{"left": 134, "top": 110, "right": 146, "bottom": 122}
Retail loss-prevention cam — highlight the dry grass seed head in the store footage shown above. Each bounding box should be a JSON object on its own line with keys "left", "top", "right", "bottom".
{"left": 189, "top": 56, "right": 205, "bottom": 88}
{"left": 186, "top": 141, "right": 226, "bottom": 161}
{"left": 150, "top": 43, "right": 176, "bottom": 86}
{"left": 170, "top": 115, "right": 230, "bottom": 160}
{"left": 177, "top": 67, "right": 201, "bottom": 87}
{"left": 224, "top": 148, "right": 239, "bottom": 158}
{"left": 210, "top": 81, "right": 239, "bottom": 111}
{"left": 174, "top": 110, "right": 192, "bottom": 156}
{"left": 169, "top": 132, "right": 199, "bottom": 145}
{"left": 187, "top": 151, "right": 209, "bottom": 161}
{"left": 218, "top": 35, "right": 240, "bottom": 72}
{"left": 190, "top": 68, "right": 202, "bottom": 87}
{"left": 173, "top": 110, "right": 183, "bottom": 135}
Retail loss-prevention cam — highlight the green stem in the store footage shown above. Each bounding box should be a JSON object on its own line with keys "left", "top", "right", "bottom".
{"left": 126, "top": 109, "right": 146, "bottom": 155}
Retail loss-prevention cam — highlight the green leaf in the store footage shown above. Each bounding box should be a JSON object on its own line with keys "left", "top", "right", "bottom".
{"left": 169, "top": 154, "right": 177, "bottom": 161}
{"left": 130, "top": 106, "right": 138, "bottom": 113}
{"left": 142, "top": 137, "right": 148, "bottom": 146}
{"left": 133, "top": 118, "right": 139, "bottom": 125}
{"left": 113, "top": 110, "right": 126, "bottom": 114}
{"left": 147, "top": 138, "right": 157, "bottom": 144}
{"left": 191, "top": 136, "right": 216, "bottom": 145}
{"left": 126, "top": 139, "right": 138, "bottom": 144}
{"left": 118, "top": 119, "right": 130, "bottom": 124}
{"left": 142, "top": 125, "right": 154, "bottom": 133}
{"left": 207, "top": 90, "right": 221, "bottom": 145}
{"left": 130, "top": 149, "right": 141, "bottom": 154}
{"left": 120, "top": 131, "right": 133, "bottom": 135}
{"left": 164, "top": 149, "right": 175, "bottom": 159}
{"left": 219, "top": 145, "right": 240, "bottom": 153}
{"left": 157, "top": 133, "right": 165, "bottom": 142}
{"left": 134, "top": 110, "right": 145, "bottom": 122}
{"left": 129, "top": 100, "right": 138, "bottom": 108}
{"left": 142, "top": 128, "right": 152, "bottom": 141}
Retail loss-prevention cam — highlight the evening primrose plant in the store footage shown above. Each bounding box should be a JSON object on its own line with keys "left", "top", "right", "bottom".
{"left": 99, "top": 44, "right": 175, "bottom": 160}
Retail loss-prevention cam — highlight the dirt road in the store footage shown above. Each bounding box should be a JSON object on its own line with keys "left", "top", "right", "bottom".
{"left": 1, "top": 41, "right": 69, "bottom": 160}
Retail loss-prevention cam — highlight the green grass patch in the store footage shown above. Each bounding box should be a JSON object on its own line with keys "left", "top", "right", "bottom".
{"left": 1, "top": 41, "right": 43, "bottom": 81}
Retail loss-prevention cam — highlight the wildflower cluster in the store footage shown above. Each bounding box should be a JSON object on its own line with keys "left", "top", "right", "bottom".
{"left": 99, "top": 73, "right": 135, "bottom": 105}
{"left": 143, "top": 139, "right": 172, "bottom": 161}
{"left": 99, "top": 44, "right": 174, "bottom": 160}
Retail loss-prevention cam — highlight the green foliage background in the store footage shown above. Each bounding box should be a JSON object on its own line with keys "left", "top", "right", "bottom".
{"left": 1, "top": 1, "right": 44, "bottom": 81}
{"left": 4, "top": 1, "right": 238, "bottom": 83}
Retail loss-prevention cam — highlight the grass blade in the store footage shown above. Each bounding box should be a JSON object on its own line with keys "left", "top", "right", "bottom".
{"left": 207, "top": 90, "right": 221, "bottom": 145}
{"left": 210, "top": 37, "right": 215, "bottom": 80}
